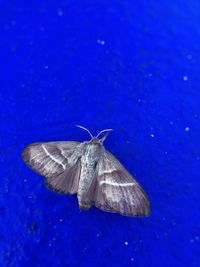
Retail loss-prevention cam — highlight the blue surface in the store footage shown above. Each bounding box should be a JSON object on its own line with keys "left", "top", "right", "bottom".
{"left": 0, "top": 1, "right": 199, "bottom": 267}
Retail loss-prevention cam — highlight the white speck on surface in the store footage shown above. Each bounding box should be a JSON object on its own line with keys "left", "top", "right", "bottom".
{"left": 190, "top": 236, "right": 200, "bottom": 243}
{"left": 156, "top": 234, "right": 160, "bottom": 239}
{"left": 170, "top": 121, "right": 174, "bottom": 125}
{"left": 83, "top": 247, "right": 88, "bottom": 252}
{"left": 24, "top": 179, "right": 27, "bottom": 182}
{"left": 151, "top": 134, "right": 154, "bottom": 138}
{"left": 59, "top": 219, "right": 63, "bottom": 222}
{"left": 148, "top": 73, "right": 152, "bottom": 77}
{"left": 187, "top": 54, "right": 192, "bottom": 60}
{"left": 138, "top": 98, "right": 141, "bottom": 102}
{"left": 97, "top": 39, "right": 105, "bottom": 45}
{"left": 11, "top": 20, "right": 16, "bottom": 26}
{"left": 185, "top": 127, "right": 190, "bottom": 132}
{"left": 57, "top": 9, "right": 63, "bottom": 16}
{"left": 44, "top": 65, "right": 49, "bottom": 70}
{"left": 125, "top": 241, "right": 128, "bottom": 245}
{"left": 40, "top": 26, "right": 45, "bottom": 32}
{"left": 165, "top": 151, "right": 168, "bottom": 155}
{"left": 131, "top": 257, "right": 134, "bottom": 262}
{"left": 183, "top": 75, "right": 188, "bottom": 81}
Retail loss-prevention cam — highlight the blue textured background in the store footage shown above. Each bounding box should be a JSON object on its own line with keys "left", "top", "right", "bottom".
{"left": 0, "top": 1, "right": 199, "bottom": 267}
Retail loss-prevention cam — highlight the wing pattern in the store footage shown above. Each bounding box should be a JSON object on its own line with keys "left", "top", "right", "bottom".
{"left": 22, "top": 141, "right": 82, "bottom": 194}
{"left": 94, "top": 151, "right": 150, "bottom": 216}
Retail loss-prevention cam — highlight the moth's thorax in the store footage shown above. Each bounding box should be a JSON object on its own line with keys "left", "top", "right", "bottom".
{"left": 85, "top": 139, "right": 103, "bottom": 161}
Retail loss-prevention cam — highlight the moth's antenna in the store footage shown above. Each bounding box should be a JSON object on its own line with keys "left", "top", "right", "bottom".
{"left": 76, "top": 125, "right": 93, "bottom": 139}
{"left": 96, "top": 129, "right": 113, "bottom": 142}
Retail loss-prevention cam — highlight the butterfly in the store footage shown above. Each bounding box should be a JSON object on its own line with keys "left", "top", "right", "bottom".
{"left": 22, "top": 125, "right": 150, "bottom": 216}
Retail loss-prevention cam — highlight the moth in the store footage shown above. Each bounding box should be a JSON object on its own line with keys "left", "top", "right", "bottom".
{"left": 22, "top": 125, "right": 150, "bottom": 216}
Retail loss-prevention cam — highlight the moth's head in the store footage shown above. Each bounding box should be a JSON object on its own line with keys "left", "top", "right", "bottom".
{"left": 76, "top": 125, "right": 113, "bottom": 144}
{"left": 90, "top": 137, "right": 102, "bottom": 145}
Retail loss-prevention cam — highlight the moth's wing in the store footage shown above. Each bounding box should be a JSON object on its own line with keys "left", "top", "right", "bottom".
{"left": 22, "top": 141, "right": 83, "bottom": 194}
{"left": 94, "top": 150, "right": 150, "bottom": 216}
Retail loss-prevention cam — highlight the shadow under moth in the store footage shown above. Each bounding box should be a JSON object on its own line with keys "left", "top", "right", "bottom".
{"left": 22, "top": 125, "right": 150, "bottom": 216}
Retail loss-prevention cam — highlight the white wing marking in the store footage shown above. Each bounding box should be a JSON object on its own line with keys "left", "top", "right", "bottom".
{"left": 42, "top": 144, "right": 66, "bottom": 169}
{"left": 99, "top": 181, "right": 136, "bottom": 187}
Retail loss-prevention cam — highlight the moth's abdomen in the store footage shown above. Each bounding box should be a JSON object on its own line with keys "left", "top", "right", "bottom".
{"left": 77, "top": 155, "right": 97, "bottom": 210}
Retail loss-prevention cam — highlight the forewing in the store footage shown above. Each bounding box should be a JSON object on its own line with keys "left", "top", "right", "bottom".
{"left": 22, "top": 141, "right": 82, "bottom": 194}
{"left": 94, "top": 151, "right": 150, "bottom": 216}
